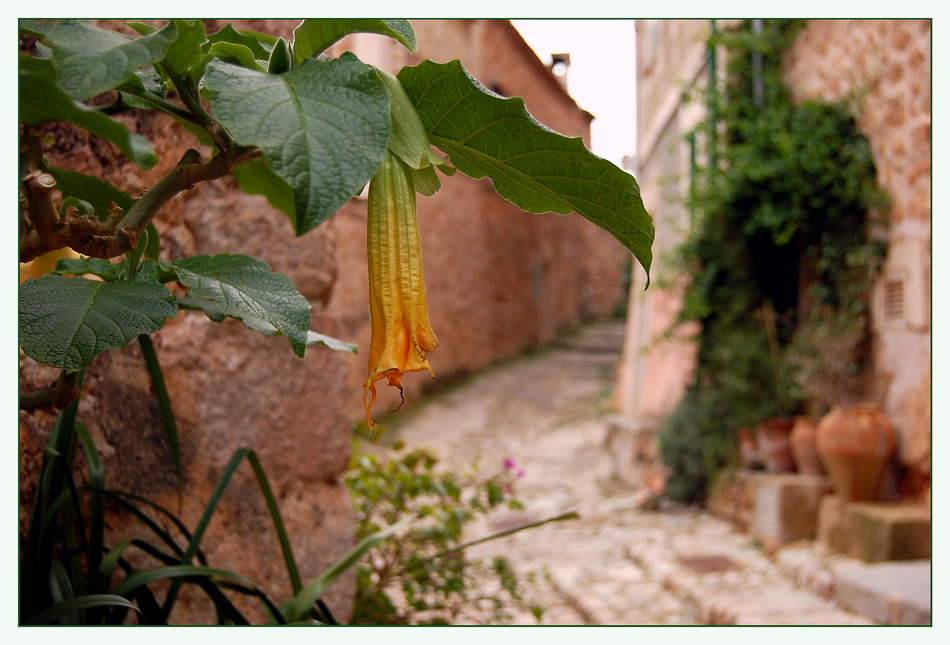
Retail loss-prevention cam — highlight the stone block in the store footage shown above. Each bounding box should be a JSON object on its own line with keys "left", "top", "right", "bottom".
{"left": 751, "top": 473, "right": 833, "bottom": 548}
{"left": 817, "top": 498, "right": 930, "bottom": 562}
{"left": 851, "top": 503, "right": 931, "bottom": 563}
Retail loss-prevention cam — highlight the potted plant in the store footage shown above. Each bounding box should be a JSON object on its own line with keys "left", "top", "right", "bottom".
{"left": 789, "top": 307, "right": 894, "bottom": 500}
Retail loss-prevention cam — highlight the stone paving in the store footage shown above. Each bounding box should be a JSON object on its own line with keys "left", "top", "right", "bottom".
{"left": 387, "top": 320, "right": 874, "bottom": 625}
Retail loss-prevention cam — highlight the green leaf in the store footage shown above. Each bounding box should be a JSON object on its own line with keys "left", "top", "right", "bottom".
{"left": 206, "top": 42, "right": 266, "bottom": 73}
{"left": 204, "top": 53, "right": 391, "bottom": 234}
{"left": 178, "top": 291, "right": 356, "bottom": 353}
{"left": 232, "top": 157, "right": 295, "bottom": 218}
{"left": 48, "top": 20, "right": 178, "bottom": 102}
{"left": 164, "top": 254, "right": 311, "bottom": 357}
{"left": 44, "top": 165, "right": 135, "bottom": 218}
{"left": 119, "top": 68, "right": 168, "bottom": 109}
{"left": 292, "top": 19, "right": 417, "bottom": 63}
{"left": 176, "top": 293, "right": 226, "bottom": 321}
{"left": 53, "top": 257, "right": 119, "bottom": 281}
{"left": 20, "top": 19, "right": 54, "bottom": 38}
{"left": 398, "top": 59, "right": 655, "bottom": 285}
{"left": 267, "top": 37, "right": 293, "bottom": 75}
{"left": 19, "top": 274, "right": 178, "bottom": 372}
{"left": 161, "top": 19, "right": 207, "bottom": 78}
{"left": 205, "top": 23, "right": 274, "bottom": 60}
{"left": 60, "top": 197, "right": 95, "bottom": 217}
{"left": 20, "top": 58, "right": 159, "bottom": 170}
{"left": 306, "top": 331, "right": 358, "bottom": 354}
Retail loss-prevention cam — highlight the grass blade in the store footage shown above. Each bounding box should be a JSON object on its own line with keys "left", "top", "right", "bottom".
{"left": 282, "top": 518, "right": 408, "bottom": 623}
{"left": 160, "top": 448, "right": 251, "bottom": 620}
{"left": 26, "top": 594, "right": 142, "bottom": 626}
{"left": 75, "top": 421, "right": 105, "bottom": 599}
{"left": 245, "top": 450, "right": 302, "bottom": 594}
{"left": 138, "top": 334, "right": 184, "bottom": 498}
{"left": 113, "top": 564, "right": 253, "bottom": 598}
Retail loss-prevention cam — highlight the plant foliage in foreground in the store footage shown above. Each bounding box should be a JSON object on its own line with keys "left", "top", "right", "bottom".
{"left": 347, "top": 445, "right": 570, "bottom": 624}
{"left": 19, "top": 19, "right": 653, "bottom": 624}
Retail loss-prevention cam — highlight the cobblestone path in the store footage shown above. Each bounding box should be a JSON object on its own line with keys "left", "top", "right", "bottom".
{"left": 388, "top": 320, "right": 872, "bottom": 625}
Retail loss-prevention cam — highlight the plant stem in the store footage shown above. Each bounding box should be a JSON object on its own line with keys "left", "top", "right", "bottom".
{"left": 116, "top": 83, "right": 196, "bottom": 122}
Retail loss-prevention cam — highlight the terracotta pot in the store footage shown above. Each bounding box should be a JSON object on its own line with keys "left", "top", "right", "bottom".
{"left": 737, "top": 428, "right": 763, "bottom": 469}
{"left": 789, "top": 416, "right": 826, "bottom": 476}
{"left": 755, "top": 417, "right": 795, "bottom": 472}
{"left": 815, "top": 404, "right": 895, "bottom": 501}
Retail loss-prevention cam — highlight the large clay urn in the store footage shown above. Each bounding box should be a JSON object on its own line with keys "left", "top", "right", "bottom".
{"left": 789, "top": 416, "right": 826, "bottom": 476}
{"left": 815, "top": 404, "right": 895, "bottom": 501}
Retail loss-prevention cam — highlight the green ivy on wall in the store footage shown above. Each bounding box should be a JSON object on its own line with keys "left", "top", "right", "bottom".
{"left": 659, "top": 19, "right": 889, "bottom": 503}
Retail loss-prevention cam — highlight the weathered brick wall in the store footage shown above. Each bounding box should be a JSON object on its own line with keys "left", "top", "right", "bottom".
{"left": 783, "top": 19, "right": 931, "bottom": 495}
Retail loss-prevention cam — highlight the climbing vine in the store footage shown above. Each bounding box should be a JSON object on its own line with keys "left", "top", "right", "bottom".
{"left": 659, "top": 19, "right": 889, "bottom": 502}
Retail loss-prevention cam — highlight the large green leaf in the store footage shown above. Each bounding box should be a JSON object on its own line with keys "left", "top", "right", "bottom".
{"left": 128, "top": 19, "right": 208, "bottom": 80}
{"left": 398, "top": 59, "right": 655, "bottom": 284}
{"left": 232, "top": 157, "right": 295, "bottom": 217}
{"left": 20, "top": 58, "right": 159, "bottom": 169}
{"left": 47, "top": 20, "right": 178, "bottom": 102}
{"left": 164, "top": 254, "right": 311, "bottom": 357}
{"left": 204, "top": 53, "right": 391, "bottom": 234}
{"left": 292, "top": 19, "right": 417, "bottom": 63}
{"left": 161, "top": 19, "right": 207, "bottom": 78}
{"left": 19, "top": 274, "right": 178, "bottom": 372}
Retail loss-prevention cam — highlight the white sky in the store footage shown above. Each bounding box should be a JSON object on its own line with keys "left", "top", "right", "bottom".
{"left": 512, "top": 20, "right": 637, "bottom": 170}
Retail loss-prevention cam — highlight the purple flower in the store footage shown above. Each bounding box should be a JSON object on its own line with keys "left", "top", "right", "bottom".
{"left": 503, "top": 458, "right": 517, "bottom": 470}
{"left": 516, "top": 470, "right": 525, "bottom": 480}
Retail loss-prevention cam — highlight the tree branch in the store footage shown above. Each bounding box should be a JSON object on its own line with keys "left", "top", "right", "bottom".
{"left": 19, "top": 145, "right": 262, "bottom": 264}
{"left": 20, "top": 370, "right": 80, "bottom": 411}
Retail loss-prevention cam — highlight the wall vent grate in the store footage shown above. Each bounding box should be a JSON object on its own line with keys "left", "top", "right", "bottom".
{"left": 883, "top": 274, "right": 907, "bottom": 327}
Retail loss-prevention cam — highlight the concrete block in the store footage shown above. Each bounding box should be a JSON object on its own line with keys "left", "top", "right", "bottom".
{"left": 751, "top": 473, "right": 833, "bottom": 548}
{"left": 834, "top": 560, "right": 931, "bottom": 625}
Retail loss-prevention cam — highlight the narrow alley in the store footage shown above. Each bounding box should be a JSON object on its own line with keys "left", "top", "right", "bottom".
{"left": 386, "top": 319, "right": 874, "bottom": 625}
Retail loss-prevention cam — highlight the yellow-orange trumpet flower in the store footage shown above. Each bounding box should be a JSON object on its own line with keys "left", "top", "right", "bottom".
{"left": 363, "top": 150, "right": 439, "bottom": 427}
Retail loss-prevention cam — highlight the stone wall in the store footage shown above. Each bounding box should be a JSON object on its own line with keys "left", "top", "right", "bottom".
{"left": 782, "top": 20, "right": 931, "bottom": 495}
{"left": 19, "top": 19, "right": 629, "bottom": 623}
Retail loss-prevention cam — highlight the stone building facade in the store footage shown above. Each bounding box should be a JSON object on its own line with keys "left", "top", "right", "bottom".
{"left": 18, "top": 19, "right": 628, "bottom": 623}
{"left": 615, "top": 20, "right": 931, "bottom": 496}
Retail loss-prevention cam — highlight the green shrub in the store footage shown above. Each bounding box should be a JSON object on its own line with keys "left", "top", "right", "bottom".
{"left": 345, "top": 444, "right": 546, "bottom": 624}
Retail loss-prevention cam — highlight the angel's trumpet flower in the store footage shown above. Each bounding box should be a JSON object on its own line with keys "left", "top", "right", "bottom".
{"left": 363, "top": 150, "right": 439, "bottom": 427}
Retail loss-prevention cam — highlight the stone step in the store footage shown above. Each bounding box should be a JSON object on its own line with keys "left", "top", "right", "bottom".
{"left": 833, "top": 559, "right": 931, "bottom": 625}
